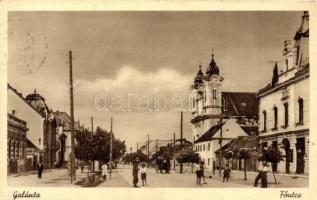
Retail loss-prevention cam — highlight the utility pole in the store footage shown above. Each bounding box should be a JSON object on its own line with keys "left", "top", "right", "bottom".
{"left": 180, "top": 111, "right": 183, "bottom": 174}
{"left": 91, "top": 116, "right": 94, "bottom": 134}
{"left": 147, "top": 134, "right": 150, "bottom": 167}
{"left": 219, "top": 109, "right": 223, "bottom": 176}
{"left": 68, "top": 50, "right": 76, "bottom": 183}
{"left": 109, "top": 117, "right": 113, "bottom": 179}
{"left": 173, "top": 133, "right": 176, "bottom": 170}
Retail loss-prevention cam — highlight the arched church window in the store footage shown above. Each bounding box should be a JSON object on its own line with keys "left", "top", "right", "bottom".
{"left": 212, "top": 89, "right": 217, "bottom": 100}
{"left": 221, "top": 96, "right": 227, "bottom": 111}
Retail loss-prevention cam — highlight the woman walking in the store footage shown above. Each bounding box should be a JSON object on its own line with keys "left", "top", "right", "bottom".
{"left": 195, "top": 162, "right": 202, "bottom": 185}
{"left": 140, "top": 162, "right": 147, "bottom": 186}
{"left": 101, "top": 162, "right": 108, "bottom": 181}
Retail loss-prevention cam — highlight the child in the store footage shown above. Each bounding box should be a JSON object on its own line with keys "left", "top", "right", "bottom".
{"left": 101, "top": 162, "right": 108, "bottom": 181}
{"left": 223, "top": 166, "right": 231, "bottom": 182}
{"left": 140, "top": 162, "right": 147, "bottom": 186}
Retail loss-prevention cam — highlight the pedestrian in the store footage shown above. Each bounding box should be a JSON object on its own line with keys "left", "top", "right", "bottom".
{"left": 261, "top": 161, "right": 269, "bottom": 188}
{"left": 254, "top": 160, "right": 269, "bottom": 188}
{"left": 200, "top": 160, "right": 207, "bottom": 184}
{"left": 101, "top": 162, "right": 108, "bottom": 181}
{"left": 140, "top": 162, "right": 147, "bottom": 186}
{"left": 223, "top": 166, "right": 231, "bottom": 182}
{"left": 132, "top": 157, "right": 140, "bottom": 188}
{"left": 37, "top": 161, "right": 44, "bottom": 179}
{"left": 195, "top": 162, "right": 202, "bottom": 185}
{"left": 81, "top": 162, "right": 84, "bottom": 173}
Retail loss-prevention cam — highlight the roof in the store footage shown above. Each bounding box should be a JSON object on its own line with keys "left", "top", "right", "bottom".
{"left": 222, "top": 92, "right": 258, "bottom": 117}
{"left": 26, "top": 138, "right": 39, "bottom": 149}
{"left": 53, "top": 111, "right": 71, "bottom": 126}
{"left": 194, "top": 122, "right": 224, "bottom": 143}
{"left": 215, "top": 136, "right": 258, "bottom": 154}
{"left": 8, "top": 83, "right": 45, "bottom": 118}
{"left": 240, "top": 126, "right": 258, "bottom": 136}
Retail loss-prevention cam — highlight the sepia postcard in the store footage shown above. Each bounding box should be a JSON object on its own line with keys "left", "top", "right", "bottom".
{"left": 0, "top": 1, "right": 317, "bottom": 200}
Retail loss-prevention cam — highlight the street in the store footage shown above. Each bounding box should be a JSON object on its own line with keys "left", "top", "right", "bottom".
{"left": 8, "top": 164, "right": 308, "bottom": 188}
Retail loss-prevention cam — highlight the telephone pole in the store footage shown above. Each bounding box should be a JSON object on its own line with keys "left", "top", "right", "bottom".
{"left": 180, "top": 111, "right": 183, "bottom": 174}
{"left": 91, "top": 116, "right": 94, "bottom": 134}
{"left": 147, "top": 134, "right": 150, "bottom": 167}
{"left": 109, "top": 117, "right": 113, "bottom": 178}
{"left": 219, "top": 110, "right": 223, "bottom": 176}
{"left": 173, "top": 133, "right": 176, "bottom": 170}
{"left": 68, "top": 50, "right": 76, "bottom": 183}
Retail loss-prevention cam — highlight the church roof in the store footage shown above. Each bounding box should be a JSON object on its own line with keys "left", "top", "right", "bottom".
{"left": 194, "top": 65, "right": 204, "bottom": 84}
{"left": 215, "top": 136, "right": 258, "bottom": 154}
{"left": 222, "top": 92, "right": 258, "bottom": 118}
{"left": 206, "top": 54, "right": 220, "bottom": 77}
{"left": 194, "top": 122, "right": 225, "bottom": 143}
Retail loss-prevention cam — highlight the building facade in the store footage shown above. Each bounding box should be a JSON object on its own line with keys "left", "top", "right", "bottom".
{"left": 7, "top": 113, "right": 28, "bottom": 173}
{"left": 257, "top": 12, "right": 309, "bottom": 174}
{"left": 8, "top": 84, "right": 58, "bottom": 169}
{"left": 190, "top": 55, "right": 259, "bottom": 170}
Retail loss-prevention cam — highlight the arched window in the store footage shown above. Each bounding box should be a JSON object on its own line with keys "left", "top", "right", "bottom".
{"left": 263, "top": 111, "right": 267, "bottom": 131}
{"left": 284, "top": 103, "right": 289, "bottom": 127}
{"left": 298, "top": 98, "right": 304, "bottom": 124}
{"left": 222, "top": 96, "right": 227, "bottom": 111}
{"left": 273, "top": 106, "right": 278, "bottom": 129}
{"left": 212, "top": 89, "right": 217, "bottom": 99}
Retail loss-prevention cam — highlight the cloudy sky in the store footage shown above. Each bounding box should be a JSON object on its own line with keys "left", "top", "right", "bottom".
{"left": 8, "top": 11, "right": 303, "bottom": 150}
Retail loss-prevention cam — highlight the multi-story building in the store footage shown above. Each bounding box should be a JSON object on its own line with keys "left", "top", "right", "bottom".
{"left": 190, "top": 54, "right": 259, "bottom": 170}
{"left": 257, "top": 11, "right": 309, "bottom": 174}
{"left": 7, "top": 112, "right": 28, "bottom": 173}
{"left": 8, "top": 84, "right": 57, "bottom": 169}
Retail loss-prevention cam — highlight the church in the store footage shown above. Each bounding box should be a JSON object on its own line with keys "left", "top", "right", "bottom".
{"left": 190, "top": 54, "right": 259, "bottom": 170}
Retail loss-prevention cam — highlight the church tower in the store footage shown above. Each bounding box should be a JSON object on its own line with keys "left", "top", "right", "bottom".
{"left": 191, "top": 53, "right": 223, "bottom": 142}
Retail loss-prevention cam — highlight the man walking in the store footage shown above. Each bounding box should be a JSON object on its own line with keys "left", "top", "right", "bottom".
{"left": 254, "top": 160, "right": 269, "bottom": 188}
{"left": 37, "top": 161, "right": 44, "bottom": 179}
{"left": 132, "top": 157, "right": 140, "bottom": 188}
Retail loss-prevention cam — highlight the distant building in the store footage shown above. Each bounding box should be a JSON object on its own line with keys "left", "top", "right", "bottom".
{"left": 54, "top": 111, "right": 82, "bottom": 164}
{"left": 190, "top": 55, "right": 259, "bottom": 170}
{"left": 257, "top": 12, "right": 309, "bottom": 174}
{"left": 8, "top": 84, "right": 57, "bottom": 169}
{"left": 7, "top": 113, "right": 28, "bottom": 173}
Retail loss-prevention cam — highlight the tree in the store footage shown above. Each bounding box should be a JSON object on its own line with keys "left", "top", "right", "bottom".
{"left": 74, "top": 127, "right": 126, "bottom": 172}
{"left": 261, "top": 146, "right": 283, "bottom": 184}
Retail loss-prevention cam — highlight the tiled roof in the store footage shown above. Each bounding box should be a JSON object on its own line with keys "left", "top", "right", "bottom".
{"left": 222, "top": 92, "right": 258, "bottom": 117}
{"left": 194, "top": 122, "right": 225, "bottom": 143}
{"left": 26, "top": 138, "right": 39, "bottom": 149}
{"left": 240, "top": 126, "right": 258, "bottom": 136}
{"left": 215, "top": 136, "right": 258, "bottom": 153}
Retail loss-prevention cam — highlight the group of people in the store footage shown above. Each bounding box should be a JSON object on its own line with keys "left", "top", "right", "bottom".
{"left": 132, "top": 157, "right": 148, "bottom": 187}
{"left": 194, "top": 160, "right": 207, "bottom": 185}
{"left": 155, "top": 156, "right": 171, "bottom": 174}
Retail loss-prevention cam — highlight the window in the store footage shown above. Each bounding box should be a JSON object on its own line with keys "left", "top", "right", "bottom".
{"left": 296, "top": 46, "right": 300, "bottom": 65}
{"left": 263, "top": 111, "right": 267, "bottom": 131}
{"left": 298, "top": 98, "right": 304, "bottom": 124}
{"left": 285, "top": 59, "right": 289, "bottom": 71}
{"left": 203, "top": 144, "right": 205, "bottom": 151}
{"left": 273, "top": 106, "right": 278, "bottom": 129}
{"left": 284, "top": 103, "right": 289, "bottom": 127}
{"left": 222, "top": 96, "right": 227, "bottom": 111}
{"left": 8, "top": 140, "right": 11, "bottom": 159}
{"left": 212, "top": 89, "right": 217, "bottom": 99}
{"left": 208, "top": 158, "right": 210, "bottom": 166}
{"left": 39, "top": 138, "right": 41, "bottom": 145}
{"left": 208, "top": 143, "right": 210, "bottom": 151}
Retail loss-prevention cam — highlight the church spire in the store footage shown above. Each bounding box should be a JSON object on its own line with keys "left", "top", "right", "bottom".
{"left": 206, "top": 53, "right": 220, "bottom": 78}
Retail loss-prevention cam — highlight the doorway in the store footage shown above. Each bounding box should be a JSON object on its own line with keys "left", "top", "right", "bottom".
{"left": 282, "top": 138, "right": 291, "bottom": 174}
{"left": 296, "top": 137, "right": 305, "bottom": 174}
